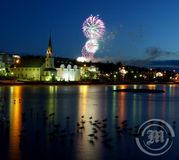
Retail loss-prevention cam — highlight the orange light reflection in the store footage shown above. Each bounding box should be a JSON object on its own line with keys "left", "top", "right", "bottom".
{"left": 9, "top": 86, "right": 22, "bottom": 160}
{"left": 78, "top": 85, "right": 88, "bottom": 118}
{"left": 118, "top": 92, "right": 126, "bottom": 123}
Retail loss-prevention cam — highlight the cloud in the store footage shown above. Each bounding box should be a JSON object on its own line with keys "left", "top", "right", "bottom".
{"left": 122, "top": 47, "right": 179, "bottom": 66}
{"left": 145, "top": 47, "right": 177, "bottom": 61}
{"left": 92, "top": 47, "right": 179, "bottom": 66}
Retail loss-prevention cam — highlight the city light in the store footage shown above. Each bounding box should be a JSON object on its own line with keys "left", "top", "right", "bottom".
{"left": 156, "top": 72, "right": 163, "bottom": 77}
{"left": 15, "top": 59, "right": 20, "bottom": 64}
{"left": 119, "top": 67, "right": 128, "bottom": 77}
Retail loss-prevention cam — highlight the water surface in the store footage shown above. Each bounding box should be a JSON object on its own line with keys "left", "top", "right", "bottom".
{"left": 0, "top": 84, "right": 179, "bottom": 160}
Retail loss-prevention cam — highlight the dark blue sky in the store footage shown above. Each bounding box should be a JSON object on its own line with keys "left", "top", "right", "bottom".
{"left": 1, "top": 0, "right": 179, "bottom": 61}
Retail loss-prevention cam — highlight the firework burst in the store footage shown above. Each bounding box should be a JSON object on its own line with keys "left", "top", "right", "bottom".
{"left": 81, "top": 46, "right": 94, "bottom": 61}
{"left": 81, "top": 15, "right": 105, "bottom": 61}
{"left": 83, "top": 15, "right": 105, "bottom": 39}
{"left": 85, "top": 39, "right": 99, "bottom": 53}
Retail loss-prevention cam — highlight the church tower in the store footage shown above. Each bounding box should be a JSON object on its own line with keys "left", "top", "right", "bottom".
{"left": 42, "top": 35, "right": 57, "bottom": 81}
{"left": 45, "top": 35, "right": 55, "bottom": 68}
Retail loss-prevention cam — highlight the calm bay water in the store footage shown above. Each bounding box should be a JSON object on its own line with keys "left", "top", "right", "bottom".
{"left": 0, "top": 84, "right": 179, "bottom": 160}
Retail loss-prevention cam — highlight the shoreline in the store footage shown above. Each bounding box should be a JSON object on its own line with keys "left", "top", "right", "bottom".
{"left": 0, "top": 81, "right": 179, "bottom": 86}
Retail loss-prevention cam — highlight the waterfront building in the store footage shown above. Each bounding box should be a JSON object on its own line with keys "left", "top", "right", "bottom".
{"left": 11, "top": 37, "right": 81, "bottom": 82}
{"left": 80, "top": 65, "right": 100, "bottom": 80}
{"left": 0, "top": 53, "right": 13, "bottom": 76}
{"left": 10, "top": 57, "right": 44, "bottom": 81}
{"left": 41, "top": 36, "right": 57, "bottom": 81}
{"left": 56, "top": 64, "right": 80, "bottom": 81}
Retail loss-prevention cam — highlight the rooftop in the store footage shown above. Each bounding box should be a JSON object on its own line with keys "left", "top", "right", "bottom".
{"left": 12, "top": 56, "right": 45, "bottom": 68}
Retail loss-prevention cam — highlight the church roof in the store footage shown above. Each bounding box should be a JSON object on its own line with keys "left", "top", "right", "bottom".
{"left": 11, "top": 56, "right": 45, "bottom": 68}
{"left": 43, "top": 68, "right": 57, "bottom": 71}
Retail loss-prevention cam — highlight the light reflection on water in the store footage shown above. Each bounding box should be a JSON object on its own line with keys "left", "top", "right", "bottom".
{"left": 0, "top": 84, "right": 179, "bottom": 160}
{"left": 9, "top": 86, "right": 22, "bottom": 160}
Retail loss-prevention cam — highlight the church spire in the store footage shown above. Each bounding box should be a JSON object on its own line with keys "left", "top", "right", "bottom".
{"left": 46, "top": 35, "right": 53, "bottom": 57}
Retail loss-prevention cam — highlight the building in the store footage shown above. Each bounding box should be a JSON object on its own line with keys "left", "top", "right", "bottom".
{"left": 41, "top": 36, "right": 57, "bottom": 81}
{"left": 10, "top": 36, "right": 81, "bottom": 82}
{"left": 10, "top": 56, "right": 44, "bottom": 81}
{"left": 56, "top": 64, "right": 80, "bottom": 81}
{"left": 0, "top": 53, "right": 14, "bottom": 76}
{"left": 80, "top": 65, "right": 100, "bottom": 80}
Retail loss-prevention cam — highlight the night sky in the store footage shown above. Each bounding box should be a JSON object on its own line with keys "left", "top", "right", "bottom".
{"left": 1, "top": 0, "right": 179, "bottom": 61}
